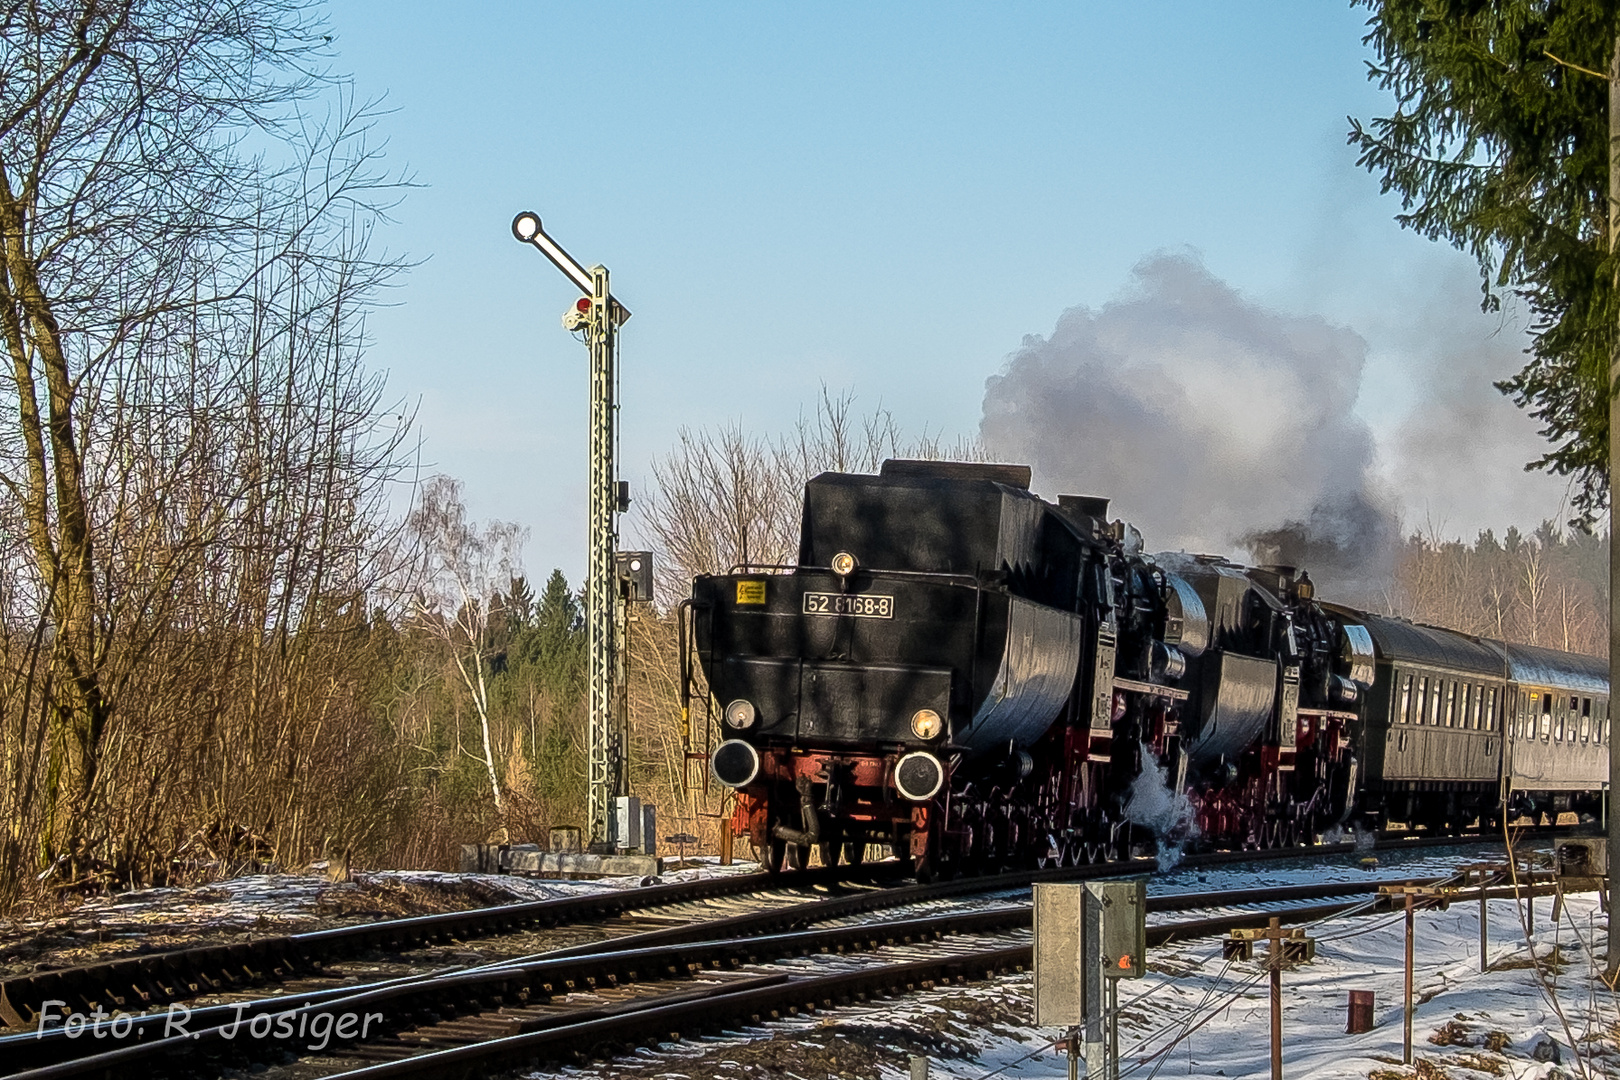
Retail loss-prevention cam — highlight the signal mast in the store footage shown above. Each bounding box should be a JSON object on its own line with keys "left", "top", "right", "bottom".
{"left": 511, "top": 211, "right": 629, "bottom": 849}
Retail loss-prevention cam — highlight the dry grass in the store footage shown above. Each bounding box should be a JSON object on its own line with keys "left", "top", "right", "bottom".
{"left": 0, "top": 874, "right": 515, "bottom": 978}
{"left": 1429, "top": 1020, "right": 1472, "bottom": 1047}
{"left": 1451, "top": 1052, "right": 1505, "bottom": 1076}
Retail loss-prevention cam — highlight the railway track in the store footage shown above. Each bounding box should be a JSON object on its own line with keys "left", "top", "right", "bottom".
{"left": 0, "top": 825, "right": 1509, "bottom": 1027}
{"left": 0, "top": 878, "right": 1440, "bottom": 1079}
{"left": 0, "top": 827, "right": 1571, "bottom": 1029}
{"left": 0, "top": 862, "right": 910, "bottom": 1028}
{"left": 2, "top": 828, "right": 1582, "bottom": 1080}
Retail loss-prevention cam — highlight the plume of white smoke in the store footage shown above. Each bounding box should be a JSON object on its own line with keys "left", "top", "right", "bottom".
{"left": 1378, "top": 274, "right": 1575, "bottom": 536}
{"left": 1122, "top": 743, "right": 1199, "bottom": 871}
{"left": 980, "top": 252, "right": 1398, "bottom": 597}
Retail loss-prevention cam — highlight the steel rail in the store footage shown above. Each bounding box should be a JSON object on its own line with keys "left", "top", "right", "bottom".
{"left": 0, "top": 872, "right": 1324, "bottom": 1074}
{"left": 15, "top": 872, "right": 1569, "bottom": 1080}
{"left": 0, "top": 823, "right": 1577, "bottom": 1033}
{"left": 225, "top": 896, "right": 1441, "bottom": 1080}
{"left": 303, "top": 876, "right": 1589, "bottom": 1080}
{"left": 0, "top": 862, "right": 905, "bottom": 1026}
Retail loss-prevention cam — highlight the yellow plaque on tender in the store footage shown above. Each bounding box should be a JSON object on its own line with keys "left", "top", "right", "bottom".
{"left": 736, "top": 580, "right": 767, "bottom": 605}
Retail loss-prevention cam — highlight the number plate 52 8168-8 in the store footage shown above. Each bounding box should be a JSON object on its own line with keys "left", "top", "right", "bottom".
{"left": 802, "top": 592, "right": 895, "bottom": 619}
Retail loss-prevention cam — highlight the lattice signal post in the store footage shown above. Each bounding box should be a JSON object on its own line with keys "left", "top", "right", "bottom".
{"left": 511, "top": 212, "right": 630, "bottom": 849}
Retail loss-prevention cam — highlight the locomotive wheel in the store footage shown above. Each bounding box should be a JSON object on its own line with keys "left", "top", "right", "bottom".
{"left": 842, "top": 840, "right": 865, "bottom": 865}
{"left": 1101, "top": 817, "right": 1123, "bottom": 862}
{"left": 816, "top": 820, "right": 843, "bottom": 868}
{"left": 785, "top": 842, "right": 809, "bottom": 872}
{"left": 765, "top": 838, "right": 787, "bottom": 875}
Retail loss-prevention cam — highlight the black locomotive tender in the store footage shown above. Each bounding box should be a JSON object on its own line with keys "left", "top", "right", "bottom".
{"left": 690, "top": 460, "right": 1609, "bottom": 876}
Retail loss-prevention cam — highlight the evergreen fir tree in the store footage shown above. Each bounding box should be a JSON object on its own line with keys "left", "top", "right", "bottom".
{"left": 1350, "top": 0, "right": 1617, "bottom": 519}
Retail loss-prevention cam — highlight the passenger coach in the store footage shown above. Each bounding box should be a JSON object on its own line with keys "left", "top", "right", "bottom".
{"left": 1329, "top": 608, "right": 1608, "bottom": 830}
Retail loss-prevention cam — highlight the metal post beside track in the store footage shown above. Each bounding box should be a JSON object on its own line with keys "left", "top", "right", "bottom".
{"left": 1379, "top": 883, "right": 1444, "bottom": 1066}
{"left": 1269, "top": 916, "right": 1283, "bottom": 1080}
{"left": 588, "top": 263, "right": 622, "bottom": 845}
{"left": 1404, "top": 892, "right": 1414, "bottom": 1065}
{"left": 510, "top": 212, "right": 631, "bottom": 850}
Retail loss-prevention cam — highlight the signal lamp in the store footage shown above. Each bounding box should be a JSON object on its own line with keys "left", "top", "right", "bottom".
{"left": 723, "top": 698, "right": 757, "bottom": 729}
{"left": 831, "top": 551, "right": 857, "bottom": 577}
{"left": 511, "top": 212, "right": 541, "bottom": 241}
{"left": 911, "top": 708, "right": 943, "bottom": 740}
{"left": 575, "top": 296, "right": 591, "bottom": 313}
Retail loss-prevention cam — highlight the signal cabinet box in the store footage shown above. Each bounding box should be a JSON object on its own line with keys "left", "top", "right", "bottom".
{"left": 1033, "top": 879, "right": 1146, "bottom": 1027}
{"left": 615, "top": 551, "right": 655, "bottom": 603}
{"left": 612, "top": 795, "right": 642, "bottom": 851}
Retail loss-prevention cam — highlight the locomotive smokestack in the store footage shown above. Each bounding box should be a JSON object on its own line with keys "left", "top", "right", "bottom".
{"left": 1059, "top": 495, "right": 1110, "bottom": 519}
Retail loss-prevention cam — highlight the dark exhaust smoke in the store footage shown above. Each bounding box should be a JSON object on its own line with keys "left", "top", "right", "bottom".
{"left": 979, "top": 252, "right": 1397, "bottom": 598}
{"left": 1239, "top": 490, "right": 1398, "bottom": 596}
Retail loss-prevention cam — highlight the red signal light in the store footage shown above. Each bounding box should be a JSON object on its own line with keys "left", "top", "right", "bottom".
{"left": 575, "top": 297, "right": 591, "bottom": 313}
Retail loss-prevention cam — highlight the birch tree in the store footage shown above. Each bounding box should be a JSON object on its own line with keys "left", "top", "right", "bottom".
{"left": 407, "top": 475, "right": 526, "bottom": 818}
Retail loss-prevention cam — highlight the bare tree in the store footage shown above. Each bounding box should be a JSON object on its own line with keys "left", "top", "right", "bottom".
{"left": 0, "top": 1, "right": 411, "bottom": 898}
{"left": 405, "top": 476, "right": 526, "bottom": 818}
{"left": 639, "top": 387, "right": 985, "bottom": 597}
{"left": 1389, "top": 525, "right": 1607, "bottom": 658}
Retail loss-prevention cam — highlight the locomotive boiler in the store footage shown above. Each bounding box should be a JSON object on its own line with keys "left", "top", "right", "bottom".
{"left": 688, "top": 459, "right": 1402, "bottom": 877}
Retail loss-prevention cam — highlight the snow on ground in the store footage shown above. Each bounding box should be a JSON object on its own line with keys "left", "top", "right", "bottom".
{"left": 8, "top": 842, "right": 1611, "bottom": 1079}
{"left": 550, "top": 848, "right": 1618, "bottom": 1080}
{"left": 0, "top": 840, "right": 1514, "bottom": 962}
{"left": 0, "top": 857, "right": 770, "bottom": 975}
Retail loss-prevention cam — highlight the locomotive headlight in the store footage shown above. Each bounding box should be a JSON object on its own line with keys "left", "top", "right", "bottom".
{"left": 723, "top": 698, "right": 757, "bottom": 729}
{"left": 911, "top": 708, "right": 943, "bottom": 740}
{"left": 831, "top": 551, "right": 857, "bottom": 577}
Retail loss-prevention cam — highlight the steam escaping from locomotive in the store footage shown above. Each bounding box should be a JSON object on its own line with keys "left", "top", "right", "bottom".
{"left": 1122, "top": 742, "right": 1198, "bottom": 870}
{"left": 979, "top": 252, "right": 1397, "bottom": 598}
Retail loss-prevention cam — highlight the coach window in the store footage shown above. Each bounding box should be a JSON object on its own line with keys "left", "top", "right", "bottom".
{"left": 1444, "top": 682, "right": 1456, "bottom": 727}
{"left": 1398, "top": 673, "right": 1411, "bottom": 723}
{"left": 1460, "top": 684, "right": 1473, "bottom": 729}
{"left": 1486, "top": 687, "right": 1497, "bottom": 732}
{"left": 1581, "top": 699, "right": 1591, "bottom": 742}
{"left": 1417, "top": 677, "right": 1429, "bottom": 725}
{"left": 1430, "top": 679, "right": 1443, "bottom": 726}
{"left": 1541, "top": 694, "right": 1553, "bottom": 740}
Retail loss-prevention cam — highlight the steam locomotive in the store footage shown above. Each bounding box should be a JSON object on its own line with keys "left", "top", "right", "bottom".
{"left": 688, "top": 460, "right": 1610, "bottom": 877}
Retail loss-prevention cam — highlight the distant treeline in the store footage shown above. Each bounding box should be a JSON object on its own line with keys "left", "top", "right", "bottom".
{"left": 1386, "top": 523, "right": 1607, "bottom": 658}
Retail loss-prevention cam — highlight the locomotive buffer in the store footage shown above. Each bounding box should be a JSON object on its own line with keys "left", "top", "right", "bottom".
{"left": 511, "top": 211, "right": 635, "bottom": 851}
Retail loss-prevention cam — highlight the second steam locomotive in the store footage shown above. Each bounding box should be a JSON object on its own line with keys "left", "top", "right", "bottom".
{"left": 686, "top": 460, "right": 1609, "bottom": 876}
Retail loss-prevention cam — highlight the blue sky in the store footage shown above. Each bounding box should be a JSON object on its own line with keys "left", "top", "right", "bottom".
{"left": 326, "top": 2, "right": 1573, "bottom": 584}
